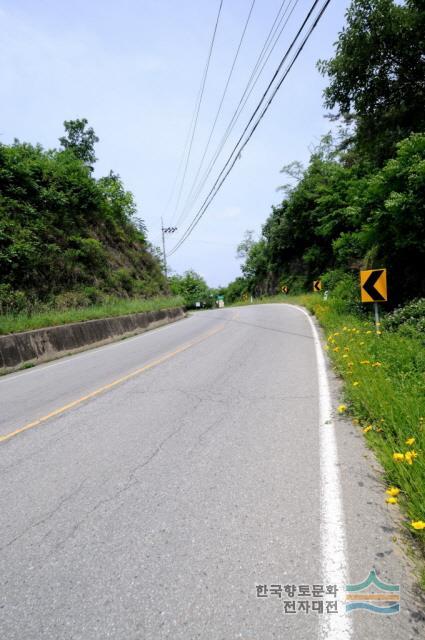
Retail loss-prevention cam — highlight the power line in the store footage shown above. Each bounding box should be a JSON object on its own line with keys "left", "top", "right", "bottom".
{"left": 176, "top": 0, "right": 257, "bottom": 226}
{"left": 176, "top": 0, "right": 294, "bottom": 226}
{"left": 170, "top": 0, "right": 323, "bottom": 254}
{"left": 170, "top": 0, "right": 316, "bottom": 256}
{"left": 170, "top": 0, "right": 329, "bottom": 256}
{"left": 168, "top": 0, "right": 332, "bottom": 257}
{"left": 176, "top": 0, "right": 299, "bottom": 227}
{"left": 169, "top": 0, "right": 224, "bottom": 224}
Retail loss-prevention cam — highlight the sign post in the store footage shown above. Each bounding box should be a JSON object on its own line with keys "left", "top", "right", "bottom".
{"left": 374, "top": 302, "right": 380, "bottom": 333}
{"left": 360, "top": 268, "right": 387, "bottom": 334}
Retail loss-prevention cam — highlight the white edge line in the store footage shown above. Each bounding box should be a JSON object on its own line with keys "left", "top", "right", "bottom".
{"left": 286, "top": 304, "right": 352, "bottom": 639}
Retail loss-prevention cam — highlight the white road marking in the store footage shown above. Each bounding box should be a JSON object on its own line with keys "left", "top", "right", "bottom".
{"left": 287, "top": 304, "right": 352, "bottom": 640}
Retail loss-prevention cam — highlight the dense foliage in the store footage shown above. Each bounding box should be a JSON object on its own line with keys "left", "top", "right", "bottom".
{"left": 226, "top": 0, "right": 425, "bottom": 308}
{"left": 169, "top": 270, "right": 218, "bottom": 309}
{"left": 0, "top": 120, "right": 167, "bottom": 313}
{"left": 382, "top": 298, "right": 425, "bottom": 342}
{"left": 319, "top": 0, "right": 425, "bottom": 166}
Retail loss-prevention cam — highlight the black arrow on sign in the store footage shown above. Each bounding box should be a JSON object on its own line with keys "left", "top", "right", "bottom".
{"left": 363, "top": 270, "right": 385, "bottom": 301}
{"left": 314, "top": 281, "right": 321, "bottom": 292}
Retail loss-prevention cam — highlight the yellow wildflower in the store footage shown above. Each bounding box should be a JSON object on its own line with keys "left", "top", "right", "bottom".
{"left": 352, "top": 418, "right": 359, "bottom": 425}
{"left": 337, "top": 404, "right": 347, "bottom": 414}
{"left": 366, "top": 330, "right": 372, "bottom": 334}
{"left": 360, "top": 341, "right": 365, "bottom": 346}
{"left": 386, "top": 497, "right": 398, "bottom": 505}
{"left": 342, "top": 354, "right": 349, "bottom": 359}
{"left": 393, "top": 453, "right": 404, "bottom": 462}
{"left": 405, "top": 437, "right": 415, "bottom": 446}
{"left": 372, "top": 362, "right": 382, "bottom": 367}
{"left": 386, "top": 487, "right": 400, "bottom": 496}
{"left": 353, "top": 381, "right": 360, "bottom": 387}
{"left": 411, "top": 521, "right": 425, "bottom": 530}
{"left": 344, "top": 346, "right": 350, "bottom": 352}
{"left": 360, "top": 360, "right": 370, "bottom": 365}
{"left": 333, "top": 346, "right": 340, "bottom": 352}
{"left": 363, "top": 425, "right": 372, "bottom": 433}
{"left": 376, "top": 330, "right": 382, "bottom": 335}
{"left": 405, "top": 452, "right": 414, "bottom": 465}
{"left": 348, "top": 361, "right": 354, "bottom": 367}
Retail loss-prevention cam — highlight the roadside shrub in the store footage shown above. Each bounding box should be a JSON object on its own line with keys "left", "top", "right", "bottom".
{"left": 81, "top": 286, "right": 107, "bottom": 305}
{"left": 114, "top": 268, "right": 135, "bottom": 294}
{"left": 322, "top": 270, "right": 363, "bottom": 315}
{"left": 0, "top": 284, "right": 28, "bottom": 314}
{"left": 282, "top": 275, "right": 306, "bottom": 296}
{"left": 132, "top": 276, "right": 166, "bottom": 299}
{"left": 54, "top": 291, "right": 93, "bottom": 310}
{"left": 382, "top": 298, "right": 425, "bottom": 342}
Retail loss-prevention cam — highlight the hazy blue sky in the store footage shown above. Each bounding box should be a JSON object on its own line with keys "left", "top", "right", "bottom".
{"left": 1, "top": 0, "right": 352, "bottom": 286}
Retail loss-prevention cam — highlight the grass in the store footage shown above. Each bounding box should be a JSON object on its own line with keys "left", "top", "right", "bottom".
{"left": 234, "top": 293, "right": 425, "bottom": 562}
{"left": 0, "top": 295, "right": 184, "bottom": 335}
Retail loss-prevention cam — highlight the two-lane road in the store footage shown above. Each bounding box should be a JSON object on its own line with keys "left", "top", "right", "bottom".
{"left": 0, "top": 305, "right": 423, "bottom": 639}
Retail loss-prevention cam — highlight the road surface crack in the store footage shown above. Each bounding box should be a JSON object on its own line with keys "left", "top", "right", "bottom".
{"left": 0, "top": 478, "right": 87, "bottom": 553}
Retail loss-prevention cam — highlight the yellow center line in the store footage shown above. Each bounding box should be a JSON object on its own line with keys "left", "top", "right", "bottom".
{"left": 0, "top": 322, "right": 227, "bottom": 444}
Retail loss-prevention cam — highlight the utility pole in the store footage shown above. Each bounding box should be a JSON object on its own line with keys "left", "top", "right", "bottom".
{"left": 161, "top": 218, "right": 167, "bottom": 277}
{"left": 161, "top": 220, "right": 177, "bottom": 278}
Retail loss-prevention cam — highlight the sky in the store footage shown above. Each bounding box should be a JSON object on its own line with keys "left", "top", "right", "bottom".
{"left": 0, "top": 0, "right": 352, "bottom": 287}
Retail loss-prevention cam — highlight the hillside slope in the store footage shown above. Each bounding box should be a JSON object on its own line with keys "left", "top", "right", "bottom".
{"left": 0, "top": 121, "right": 167, "bottom": 313}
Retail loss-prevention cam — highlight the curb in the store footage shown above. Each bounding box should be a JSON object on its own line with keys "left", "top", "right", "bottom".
{"left": 0, "top": 307, "right": 186, "bottom": 374}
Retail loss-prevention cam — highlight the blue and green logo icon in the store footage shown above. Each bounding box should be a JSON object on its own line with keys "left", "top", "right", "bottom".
{"left": 345, "top": 570, "right": 400, "bottom": 614}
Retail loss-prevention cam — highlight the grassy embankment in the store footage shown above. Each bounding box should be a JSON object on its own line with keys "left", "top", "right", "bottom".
{"left": 235, "top": 293, "right": 425, "bottom": 581}
{"left": 0, "top": 295, "right": 184, "bottom": 336}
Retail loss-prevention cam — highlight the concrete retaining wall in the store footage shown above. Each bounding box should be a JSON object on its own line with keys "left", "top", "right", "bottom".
{"left": 0, "top": 306, "right": 185, "bottom": 373}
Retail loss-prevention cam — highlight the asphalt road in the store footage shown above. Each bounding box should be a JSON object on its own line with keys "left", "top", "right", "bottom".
{"left": 0, "top": 305, "right": 424, "bottom": 639}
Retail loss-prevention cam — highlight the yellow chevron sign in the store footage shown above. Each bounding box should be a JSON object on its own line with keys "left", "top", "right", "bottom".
{"left": 360, "top": 269, "right": 387, "bottom": 303}
{"left": 313, "top": 280, "right": 322, "bottom": 292}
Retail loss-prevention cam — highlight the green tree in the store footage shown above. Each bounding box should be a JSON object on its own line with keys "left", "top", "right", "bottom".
{"left": 334, "top": 133, "right": 425, "bottom": 301}
{"left": 59, "top": 118, "right": 99, "bottom": 166}
{"left": 169, "top": 270, "right": 211, "bottom": 308}
{"left": 98, "top": 171, "right": 138, "bottom": 227}
{"left": 235, "top": 132, "right": 425, "bottom": 305}
{"left": 231, "top": 1, "right": 425, "bottom": 306}
{"left": 318, "top": 0, "right": 425, "bottom": 166}
{"left": 236, "top": 230, "right": 256, "bottom": 260}
{"left": 224, "top": 277, "right": 249, "bottom": 303}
